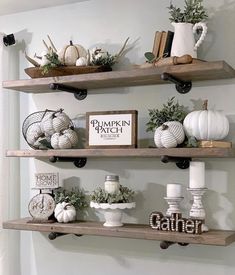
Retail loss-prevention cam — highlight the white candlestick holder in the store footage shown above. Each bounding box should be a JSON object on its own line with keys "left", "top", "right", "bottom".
{"left": 187, "top": 187, "right": 208, "bottom": 232}
{"left": 164, "top": 196, "right": 184, "bottom": 217}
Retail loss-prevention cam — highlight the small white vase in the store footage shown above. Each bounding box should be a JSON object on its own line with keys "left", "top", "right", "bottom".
{"left": 171, "top": 22, "right": 207, "bottom": 58}
{"left": 90, "top": 202, "right": 136, "bottom": 227}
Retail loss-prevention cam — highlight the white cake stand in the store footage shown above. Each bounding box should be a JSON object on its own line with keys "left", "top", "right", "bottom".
{"left": 90, "top": 201, "right": 136, "bottom": 227}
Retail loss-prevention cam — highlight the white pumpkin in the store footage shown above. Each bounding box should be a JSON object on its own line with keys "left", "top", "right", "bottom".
{"left": 41, "top": 110, "right": 71, "bottom": 136}
{"left": 58, "top": 40, "right": 87, "bottom": 66}
{"left": 183, "top": 100, "right": 229, "bottom": 140}
{"left": 26, "top": 123, "right": 44, "bottom": 145}
{"left": 90, "top": 47, "right": 108, "bottom": 63}
{"left": 76, "top": 57, "right": 88, "bottom": 66}
{"left": 54, "top": 202, "right": 76, "bottom": 223}
{"left": 51, "top": 128, "right": 78, "bottom": 149}
{"left": 154, "top": 121, "right": 185, "bottom": 148}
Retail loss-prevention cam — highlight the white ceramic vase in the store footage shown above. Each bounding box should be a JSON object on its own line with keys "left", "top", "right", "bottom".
{"left": 171, "top": 22, "right": 207, "bottom": 58}
{"left": 90, "top": 202, "right": 136, "bottom": 227}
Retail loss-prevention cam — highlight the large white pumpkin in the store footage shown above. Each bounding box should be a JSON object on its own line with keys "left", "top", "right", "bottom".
{"left": 54, "top": 202, "right": 76, "bottom": 223}
{"left": 183, "top": 100, "right": 229, "bottom": 140}
{"left": 51, "top": 128, "right": 78, "bottom": 149}
{"left": 41, "top": 110, "right": 71, "bottom": 136}
{"left": 154, "top": 121, "right": 185, "bottom": 148}
{"left": 58, "top": 41, "right": 87, "bottom": 66}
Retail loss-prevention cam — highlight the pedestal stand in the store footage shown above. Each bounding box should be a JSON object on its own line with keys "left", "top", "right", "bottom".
{"left": 164, "top": 197, "right": 184, "bottom": 217}
{"left": 187, "top": 187, "right": 208, "bottom": 232}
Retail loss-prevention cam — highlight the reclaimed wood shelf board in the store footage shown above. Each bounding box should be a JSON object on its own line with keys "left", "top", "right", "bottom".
{"left": 6, "top": 148, "right": 235, "bottom": 159}
{"left": 3, "top": 61, "right": 235, "bottom": 94}
{"left": 3, "top": 218, "right": 235, "bottom": 246}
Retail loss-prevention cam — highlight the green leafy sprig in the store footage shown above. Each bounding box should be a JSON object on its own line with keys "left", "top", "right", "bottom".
{"left": 146, "top": 97, "right": 187, "bottom": 132}
{"left": 41, "top": 51, "right": 63, "bottom": 75}
{"left": 91, "top": 52, "right": 116, "bottom": 67}
{"left": 54, "top": 187, "right": 88, "bottom": 210}
{"left": 91, "top": 185, "right": 135, "bottom": 204}
{"left": 168, "top": 0, "right": 208, "bottom": 24}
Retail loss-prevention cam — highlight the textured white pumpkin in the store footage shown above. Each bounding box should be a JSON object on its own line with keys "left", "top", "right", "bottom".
{"left": 90, "top": 47, "right": 108, "bottom": 62}
{"left": 154, "top": 121, "right": 185, "bottom": 148}
{"left": 58, "top": 41, "right": 87, "bottom": 66}
{"left": 183, "top": 100, "right": 229, "bottom": 140}
{"left": 26, "top": 123, "right": 44, "bottom": 145}
{"left": 54, "top": 202, "right": 76, "bottom": 223}
{"left": 41, "top": 110, "right": 71, "bottom": 136}
{"left": 51, "top": 128, "right": 78, "bottom": 149}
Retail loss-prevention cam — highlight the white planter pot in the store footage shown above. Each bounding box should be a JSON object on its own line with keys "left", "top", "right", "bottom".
{"left": 90, "top": 202, "right": 136, "bottom": 227}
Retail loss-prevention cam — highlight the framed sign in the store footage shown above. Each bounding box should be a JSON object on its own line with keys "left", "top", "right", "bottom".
{"left": 86, "top": 110, "right": 138, "bottom": 148}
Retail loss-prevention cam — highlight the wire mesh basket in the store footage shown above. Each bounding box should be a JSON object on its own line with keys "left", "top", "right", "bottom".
{"left": 22, "top": 109, "right": 73, "bottom": 150}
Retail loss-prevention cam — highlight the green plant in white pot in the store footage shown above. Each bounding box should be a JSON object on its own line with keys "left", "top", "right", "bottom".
{"left": 90, "top": 182, "right": 135, "bottom": 227}
{"left": 168, "top": 0, "right": 208, "bottom": 58}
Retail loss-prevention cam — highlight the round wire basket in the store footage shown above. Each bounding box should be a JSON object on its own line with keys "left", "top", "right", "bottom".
{"left": 22, "top": 109, "right": 73, "bottom": 150}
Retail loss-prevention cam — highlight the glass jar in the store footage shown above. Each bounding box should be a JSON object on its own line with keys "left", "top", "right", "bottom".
{"left": 104, "top": 175, "right": 120, "bottom": 194}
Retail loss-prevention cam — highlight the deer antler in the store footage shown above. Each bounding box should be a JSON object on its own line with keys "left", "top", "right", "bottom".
{"left": 115, "top": 37, "right": 130, "bottom": 61}
{"left": 47, "top": 35, "right": 57, "bottom": 52}
{"left": 25, "top": 52, "right": 40, "bottom": 67}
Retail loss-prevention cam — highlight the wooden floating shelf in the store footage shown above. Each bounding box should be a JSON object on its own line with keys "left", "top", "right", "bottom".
{"left": 3, "top": 218, "right": 235, "bottom": 246}
{"left": 6, "top": 147, "right": 235, "bottom": 159}
{"left": 3, "top": 61, "right": 235, "bottom": 94}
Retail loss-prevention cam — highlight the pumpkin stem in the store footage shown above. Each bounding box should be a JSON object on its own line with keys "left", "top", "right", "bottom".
{"left": 70, "top": 40, "right": 73, "bottom": 46}
{"left": 64, "top": 203, "right": 72, "bottom": 210}
{"left": 161, "top": 124, "right": 169, "bottom": 130}
{"left": 203, "top": 100, "right": 208, "bottom": 110}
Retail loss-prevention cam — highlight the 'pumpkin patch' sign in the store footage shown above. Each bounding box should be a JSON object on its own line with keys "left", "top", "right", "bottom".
{"left": 86, "top": 110, "right": 138, "bottom": 148}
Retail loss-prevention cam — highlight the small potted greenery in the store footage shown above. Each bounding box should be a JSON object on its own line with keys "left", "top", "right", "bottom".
{"left": 168, "top": 0, "right": 208, "bottom": 58}
{"left": 90, "top": 184, "right": 135, "bottom": 227}
{"left": 54, "top": 187, "right": 88, "bottom": 223}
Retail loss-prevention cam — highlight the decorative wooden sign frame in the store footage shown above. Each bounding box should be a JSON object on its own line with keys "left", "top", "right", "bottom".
{"left": 86, "top": 110, "right": 138, "bottom": 148}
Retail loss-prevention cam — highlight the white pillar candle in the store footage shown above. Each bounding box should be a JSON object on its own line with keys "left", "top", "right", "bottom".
{"left": 189, "top": 161, "right": 205, "bottom": 189}
{"left": 166, "top": 183, "right": 182, "bottom": 198}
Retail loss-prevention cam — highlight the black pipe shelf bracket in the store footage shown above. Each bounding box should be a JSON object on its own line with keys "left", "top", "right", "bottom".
{"left": 49, "top": 83, "right": 87, "bottom": 100}
{"left": 48, "top": 232, "right": 83, "bottom": 240}
{"left": 161, "top": 72, "right": 192, "bottom": 94}
{"left": 160, "top": 241, "right": 189, "bottom": 249}
{"left": 49, "top": 156, "right": 87, "bottom": 168}
{"left": 161, "top": 155, "right": 191, "bottom": 169}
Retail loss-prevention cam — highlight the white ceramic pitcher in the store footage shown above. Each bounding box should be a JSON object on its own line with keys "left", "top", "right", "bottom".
{"left": 170, "top": 22, "right": 207, "bottom": 58}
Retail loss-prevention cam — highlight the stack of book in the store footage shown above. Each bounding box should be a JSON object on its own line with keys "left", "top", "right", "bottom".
{"left": 152, "top": 30, "right": 174, "bottom": 58}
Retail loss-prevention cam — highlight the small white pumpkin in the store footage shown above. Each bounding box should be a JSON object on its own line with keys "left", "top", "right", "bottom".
{"left": 154, "top": 121, "right": 185, "bottom": 148}
{"left": 51, "top": 128, "right": 78, "bottom": 149}
{"left": 76, "top": 57, "right": 88, "bottom": 66}
{"left": 54, "top": 202, "right": 76, "bottom": 223}
{"left": 41, "top": 109, "right": 71, "bottom": 136}
{"left": 26, "top": 123, "right": 44, "bottom": 145}
{"left": 183, "top": 100, "right": 229, "bottom": 140}
{"left": 58, "top": 40, "right": 87, "bottom": 66}
{"left": 90, "top": 47, "right": 108, "bottom": 62}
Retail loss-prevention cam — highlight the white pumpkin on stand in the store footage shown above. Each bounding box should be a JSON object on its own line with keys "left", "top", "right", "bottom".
{"left": 51, "top": 128, "right": 79, "bottom": 149}
{"left": 183, "top": 100, "right": 229, "bottom": 140}
{"left": 154, "top": 121, "right": 185, "bottom": 148}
